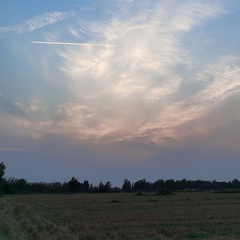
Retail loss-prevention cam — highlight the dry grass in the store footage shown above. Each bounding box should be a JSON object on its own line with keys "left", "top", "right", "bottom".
{"left": 1, "top": 192, "right": 240, "bottom": 239}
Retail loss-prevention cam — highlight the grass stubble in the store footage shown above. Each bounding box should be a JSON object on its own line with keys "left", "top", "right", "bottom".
{"left": 0, "top": 192, "right": 240, "bottom": 239}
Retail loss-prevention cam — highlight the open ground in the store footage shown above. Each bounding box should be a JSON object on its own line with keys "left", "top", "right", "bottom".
{"left": 1, "top": 191, "right": 240, "bottom": 240}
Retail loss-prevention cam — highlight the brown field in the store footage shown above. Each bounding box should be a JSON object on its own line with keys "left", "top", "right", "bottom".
{"left": 1, "top": 191, "right": 240, "bottom": 240}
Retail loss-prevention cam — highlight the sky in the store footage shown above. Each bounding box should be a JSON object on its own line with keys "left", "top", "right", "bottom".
{"left": 1, "top": 0, "right": 240, "bottom": 187}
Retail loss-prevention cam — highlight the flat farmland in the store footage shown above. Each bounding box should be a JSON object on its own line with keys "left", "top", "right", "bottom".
{"left": 1, "top": 192, "right": 240, "bottom": 239}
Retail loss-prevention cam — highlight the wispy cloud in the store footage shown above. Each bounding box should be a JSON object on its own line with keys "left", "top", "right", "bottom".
{"left": 0, "top": 94, "right": 29, "bottom": 119}
{"left": 48, "top": 1, "right": 225, "bottom": 142}
{"left": 0, "top": 11, "right": 74, "bottom": 36}
{"left": 135, "top": 56, "right": 240, "bottom": 144}
{"left": 3, "top": 1, "right": 240, "bottom": 150}
{"left": 169, "top": 1, "right": 224, "bottom": 32}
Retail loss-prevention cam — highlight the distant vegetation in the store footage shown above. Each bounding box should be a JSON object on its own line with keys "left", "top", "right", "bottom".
{"left": 0, "top": 162, "right": 240, "bottom": 195}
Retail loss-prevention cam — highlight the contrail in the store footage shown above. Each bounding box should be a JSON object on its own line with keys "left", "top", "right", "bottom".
{"left": 0, "top": 146, "right": 25, "bottom": 151}
{"left": 31, "top": 41, "right": 119, "bottom": 47}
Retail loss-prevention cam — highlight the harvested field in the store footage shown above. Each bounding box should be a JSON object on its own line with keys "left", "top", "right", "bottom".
{"left": 1, "top": 192, "right": 240, "bottom": 239}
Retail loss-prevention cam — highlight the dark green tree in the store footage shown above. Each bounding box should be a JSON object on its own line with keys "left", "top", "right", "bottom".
{"left": 231, "top": 179, "right": 240, "bottom": 189}
{"left": 153, "top": 179, "right": 165, "bottom": 192}
{"left": 98, "top": 181, "right": 112, "bottom": 192}
{"left": 134, "top": 179, "right": 151, "bottom": 192}
{"left": 0, "top": 162, "right": 6, "bottom": 182}
{"left": 68, "top": 177, "right": 79, "bottom": 194}
{"left": 165, "top": 179, "right": 175, "bottom": 190}
{"left": 83, "top": 180, "right": 89, "bottom": 192}
{"left": 122, "top": 179, "right": 131, "bottom": 192}
{"left": 104, "top": 181, "right": 112, "bottom": 192}
{"left": 98, "top": 181, "right": 104, "bottom": 192}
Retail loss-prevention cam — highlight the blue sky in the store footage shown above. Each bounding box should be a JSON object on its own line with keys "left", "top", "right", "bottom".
{"left": 1, "top": 0, "right": 240, "bottom": 187}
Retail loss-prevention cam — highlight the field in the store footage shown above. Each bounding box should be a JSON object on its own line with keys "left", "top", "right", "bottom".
{"left": 1, "top": 191, "right": 240, "bottom": 240}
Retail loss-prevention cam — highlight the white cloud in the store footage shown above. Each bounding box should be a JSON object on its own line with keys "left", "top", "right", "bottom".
{"left": 4, "top": 0, "right": 240, "bottom": 149}
{"left": 41, "top": 1, "right": 228, "bottom": 143}
{"left": 29, "top": 99, "right": 47, "bottom": 113}
{"left": 135, "top": 56, "right": 240, "bottom": 144}
{"left": 145, "top": 77, "right": 182, "bottom": 102}
{"left": 169, "top": 1, "right": 224, "bottom": 32}
{"left": 193, "top": 56, "right": 240, "bottom": 105}
{"left": 0, "top": 11, "right": 74, "bottom": 36}
{"left": 38, "top": 3, "right": 220, "bottom": 144}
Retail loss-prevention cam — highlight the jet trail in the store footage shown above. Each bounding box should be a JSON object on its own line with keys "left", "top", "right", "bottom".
{"left": 31, "top": 41, "right": 119, "bottom": 47}
{"left": 0, "top": 147, "right": 25, "bottom": 151}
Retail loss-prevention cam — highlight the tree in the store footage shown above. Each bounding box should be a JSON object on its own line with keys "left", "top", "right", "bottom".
{"left": 98, "top": 181, "right": 112, "bottom": 192}
{"left": 104, "top": 181, "right": 112, "bottom": 192}
{"left": 122, "top": 179, "right": 131, "bottom": 192}
{"left": 83, "top": 180, "right": 89, "bottom": 192}
{"left": 231, "top": 179, "right": 240, "bottom": 189}
{"left": 134, "top": 179, "right": 150, "bottom": 192}
{"left": 165, "top": 179, "right": 175, "bottom": 190}
{"left": 98, "top": 181, "right": 104, "bottom": 192}
{"left": 0, "top": 162, "right": 6, "bottom": 182}
{"left": 153, "top": 179, "right": 165, "bottom": 192}
{"left": 68, "top": 177, "right": 79, "bottom": 194}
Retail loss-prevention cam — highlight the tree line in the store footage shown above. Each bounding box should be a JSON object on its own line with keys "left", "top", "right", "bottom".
{"left": 0, "top": 162, "right": 240, "bottom": 194}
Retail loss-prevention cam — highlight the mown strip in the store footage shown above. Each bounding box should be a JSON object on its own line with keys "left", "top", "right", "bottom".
{"left": 0, "top": 197, "right": 78, "bottom": 240}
